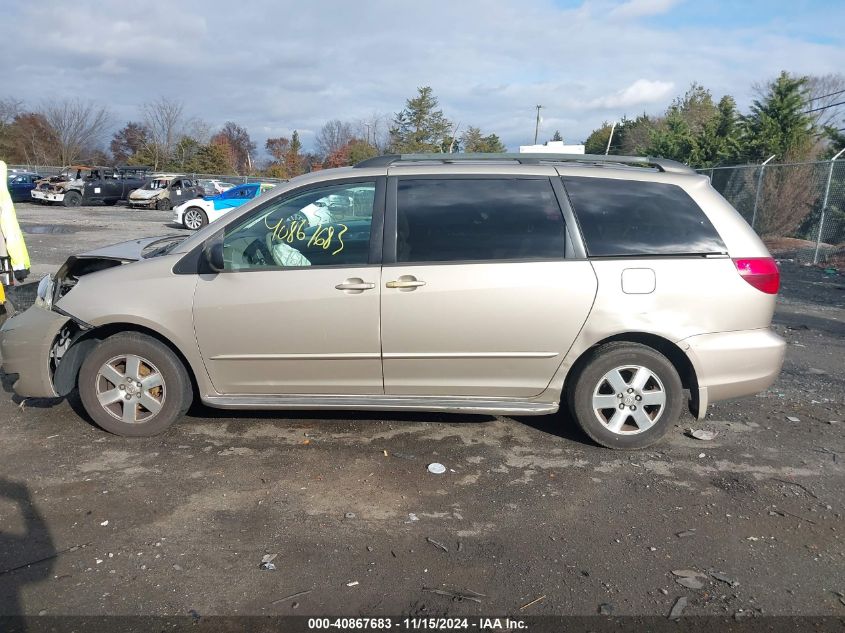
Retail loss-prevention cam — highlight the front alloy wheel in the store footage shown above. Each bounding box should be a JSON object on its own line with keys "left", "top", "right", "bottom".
{"left": 95, "top": 354, "right": 165, "bottom": 424}
{"left": 78, "top": 332, "right": 193, "bottom": 436}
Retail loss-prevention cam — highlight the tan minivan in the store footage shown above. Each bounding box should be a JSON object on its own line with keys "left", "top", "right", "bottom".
{"left": 0, "top": 154, "right": 785, "bottom": 448}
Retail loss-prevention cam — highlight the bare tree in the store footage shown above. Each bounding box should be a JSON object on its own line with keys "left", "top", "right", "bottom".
{"left": 141, "top": 97, "right": 185, "bottom": 169}
{"left": 756, "top": 163, "right": 820, "bottom": 238}
{"left": 0, "top": 97, "right": 23, "bottom": 127}
{"left": 185, "top": 117, "right": 212, "bottom": 145}
{"left": 315, "top": 119, "right": 353, "bottom": 159}
{"left": 13, "top": 113, "right": 59, "bottom": 167}
{"left": 41, "top": 98, "right": 111, "bottom": 165}
{"left": 806, "top": 73, "right": 845, "bottom": 130}
{"left": 355, "top": 112, "right": 391, "bottom": 153}
{"left": 0, "top": 97, "right": 24, "bottom": 159}
{"left": 211, "top": 121, "right": 256, "bottom": 174}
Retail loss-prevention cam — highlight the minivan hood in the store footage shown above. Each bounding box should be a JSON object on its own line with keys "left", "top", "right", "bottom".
{"left": 77, "top": 235, "right": 186, "bottom": 261}
{"left": 50, "top": 235, "right": 188, "bottom": 304}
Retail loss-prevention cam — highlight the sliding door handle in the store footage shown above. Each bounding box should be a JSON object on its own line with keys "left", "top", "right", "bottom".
{"left": 386, "top": 275, "right": 426, "bottom": 290}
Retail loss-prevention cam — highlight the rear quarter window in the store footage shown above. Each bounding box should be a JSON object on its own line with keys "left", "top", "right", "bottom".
{"left": 562, "top": 176, "right": 726, "bottom": 257}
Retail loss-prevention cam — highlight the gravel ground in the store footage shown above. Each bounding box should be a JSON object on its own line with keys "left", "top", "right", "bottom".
{"left": 0, "top": 202, "right": 843, "bottom": 620}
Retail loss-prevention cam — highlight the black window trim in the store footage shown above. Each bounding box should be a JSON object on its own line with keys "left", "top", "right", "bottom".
{"left": 384, "top": 174, "right": 578, "bottom": 266}
{"left": 174, "top": 176, "right": 386, "bottom": 275}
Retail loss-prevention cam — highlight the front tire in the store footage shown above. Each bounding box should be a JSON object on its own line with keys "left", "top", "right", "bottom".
{"left": 63, "top": 191, "right": 82, "bottom": 207}
{"left": 78, "top": 333, "right": 193, "bottom": 436}
{"left": 183, "top": 207, "right": 208, "bottom": 230}
{"left": 156, "top": 198, "right": 172, "bottom": 211}
{"left": 567, "top": 342, "right": 683, "bottom": 449}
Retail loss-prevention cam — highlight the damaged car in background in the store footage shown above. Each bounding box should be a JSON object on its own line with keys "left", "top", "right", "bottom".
{"left": 31, "top": 166, "right": 150, "bottom": 207}
{"left": 128, "top": 174, "right": 202, "bottom": 211}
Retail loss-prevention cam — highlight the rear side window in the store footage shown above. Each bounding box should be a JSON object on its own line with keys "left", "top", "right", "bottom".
{"left": 562, "top": 176, "right": 726, "bottom": 257}
{"left": 396, "top": 178, "right": 566, "bottom": 263}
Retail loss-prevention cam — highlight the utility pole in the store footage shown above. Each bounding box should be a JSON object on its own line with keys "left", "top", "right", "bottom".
{"left": 604, "top": 121, "right": 617, "bottom": 155}
{"left": 750, "top": 155, "right": 776, "bottom": 231}
{"left": 533, "top": 105, "right": 543, "bottom": 145}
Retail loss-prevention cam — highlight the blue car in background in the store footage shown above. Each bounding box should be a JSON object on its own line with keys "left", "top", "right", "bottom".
{"left": 173, "top": 182, "right": 276, "bottom": 230}
{"left": 7, "top": 171, "right": 41, "bottom": 203}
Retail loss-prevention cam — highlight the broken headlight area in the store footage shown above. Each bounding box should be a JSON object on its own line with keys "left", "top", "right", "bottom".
{"left": 50, "top": 256, "right": 125, "bottom": 306}
{"left": 35, "top": 274, "right": 55, "bottom": 309}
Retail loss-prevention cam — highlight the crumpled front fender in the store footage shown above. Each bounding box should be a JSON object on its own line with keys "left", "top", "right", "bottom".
{"left": 0, "top": 306, "right": 70, "bottom": 398}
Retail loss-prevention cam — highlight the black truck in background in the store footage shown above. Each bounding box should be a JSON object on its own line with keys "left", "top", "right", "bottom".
{"left": 31, "top": 166, "right": 151, "bottom": 207}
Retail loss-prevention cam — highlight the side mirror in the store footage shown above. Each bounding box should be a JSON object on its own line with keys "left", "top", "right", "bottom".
{"left": 203, "top": 240, "right": 225, "bottom": 272}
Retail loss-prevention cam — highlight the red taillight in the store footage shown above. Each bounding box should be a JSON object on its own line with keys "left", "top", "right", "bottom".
{"left": 733, "top": 257, "right": 780, "bottom": 294}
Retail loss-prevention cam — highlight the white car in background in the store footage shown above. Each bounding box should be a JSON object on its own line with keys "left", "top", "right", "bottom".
{"left": 197, "top": 179, "right": 236, "bottom": 196}
{"left": 173, "top": 182, "right": 276, "bottom": 230}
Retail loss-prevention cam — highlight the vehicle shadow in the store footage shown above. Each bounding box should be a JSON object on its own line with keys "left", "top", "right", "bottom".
{"left": 0, "top": 479, "right": 55, "bottom": 624}
{"left": 185, "top": 402, "right": 594, "bottom": 445}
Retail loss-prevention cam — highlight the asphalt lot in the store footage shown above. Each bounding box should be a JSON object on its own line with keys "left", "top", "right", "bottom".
{"left": 0, "top": 202, "right": 843, "bottom": 620}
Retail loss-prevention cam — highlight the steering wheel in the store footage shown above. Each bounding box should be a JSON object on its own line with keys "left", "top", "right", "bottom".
{"left": 243, "top": 239, "right": 275, "bottom": 267}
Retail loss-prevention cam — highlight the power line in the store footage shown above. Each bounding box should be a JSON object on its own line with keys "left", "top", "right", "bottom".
{"left": 808, "top": 87, "right": 845, "bottom": 102}
{"left": 804, "top": 100, "right": 845, "bottom": 114}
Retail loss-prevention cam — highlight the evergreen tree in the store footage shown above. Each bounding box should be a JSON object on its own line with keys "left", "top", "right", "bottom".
{"left": 389, "top": 86, "right": 453, "bottom": 153}
{"left": 460, "top": 126, "right": 507, "bottom": 153}
{"left": 741, "top": 71, "right": 816, "bottom": 162}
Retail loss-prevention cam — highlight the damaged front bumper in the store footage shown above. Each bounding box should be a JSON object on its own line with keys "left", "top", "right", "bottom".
{"left": 0, "top": 307, "right": 73, "bottom": 397}
{"left": 128, "top": 198, "right": 160, "bottom": 209}
{"left": 31, "top": 190, "right": 66, "bottom": 203}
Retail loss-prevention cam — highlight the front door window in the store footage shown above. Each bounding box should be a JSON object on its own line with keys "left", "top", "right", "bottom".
{"left": 222, "top": 182, "right": 376, "bottom": 269}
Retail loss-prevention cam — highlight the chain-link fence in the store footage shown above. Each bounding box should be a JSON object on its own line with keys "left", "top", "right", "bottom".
{"left": 700, "top": 156, "right": 845, "bottom": 266}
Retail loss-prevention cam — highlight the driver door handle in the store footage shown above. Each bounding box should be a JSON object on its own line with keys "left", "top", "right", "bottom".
{"left": 335, "top": 278, "right": 375, "bottom": 293}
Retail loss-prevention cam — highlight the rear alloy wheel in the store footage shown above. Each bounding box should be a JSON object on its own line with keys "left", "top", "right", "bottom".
{"left": 63, "top": 191, "right": 82, "bottom": 207}
{"left": 183, "top": 207, "right": 208, "bottom": 230}
{"left": 78, "top": 333, "right": 192, "bottom": 436}
{"left": 156, "top": 198, "right": 172, "bottom": 211}
{"left": 568, "top": 342, "right": 683, "bottom": 449}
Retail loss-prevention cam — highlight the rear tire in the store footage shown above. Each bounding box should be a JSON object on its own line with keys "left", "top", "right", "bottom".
{"left": 78, "top": 332, "right": 192, "bottom": 437}
{"left": 63, "top": 191, "right": 82, "bottom": 207}
{"left": 567, "top": 342, "right": 683, "bottom": 449}
{"left": 183, "top": 207, "right": 208, "bottom": 230}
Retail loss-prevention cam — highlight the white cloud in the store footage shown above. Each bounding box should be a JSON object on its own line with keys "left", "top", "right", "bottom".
{"left": 609, "top": 0, "right": 682, "bottom": 19}
{"left": 587, "top": 79, "right": 676, "bottom": 109}
{"left": 0, "top": 0, "right": 843, "bottom": 153}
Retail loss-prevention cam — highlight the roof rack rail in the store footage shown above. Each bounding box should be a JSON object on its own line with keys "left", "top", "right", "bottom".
{"left": 353, "top": 152, "right": 694, "bottom": 174}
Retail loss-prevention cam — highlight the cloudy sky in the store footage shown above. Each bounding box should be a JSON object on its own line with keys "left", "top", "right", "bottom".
{"left": 2, "top": 0, "right": 844, "bottom": 156}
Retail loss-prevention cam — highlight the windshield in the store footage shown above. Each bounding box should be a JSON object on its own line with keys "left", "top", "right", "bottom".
{"left": 145, "top": 179, "right": 171, "bottom": 190}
